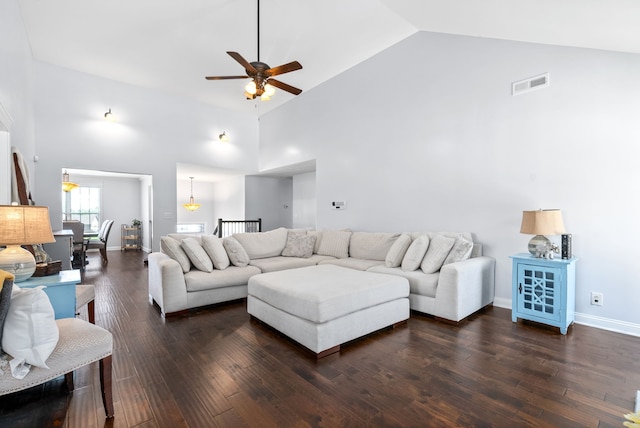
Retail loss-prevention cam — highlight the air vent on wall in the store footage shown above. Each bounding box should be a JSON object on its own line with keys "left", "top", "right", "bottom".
{"left": 512, "top": 73, "right": 550, "bottom": 96}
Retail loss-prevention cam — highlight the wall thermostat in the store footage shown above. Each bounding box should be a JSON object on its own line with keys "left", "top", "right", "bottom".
{"left": 331, "top": 201, "right": 346, "bottom": 210}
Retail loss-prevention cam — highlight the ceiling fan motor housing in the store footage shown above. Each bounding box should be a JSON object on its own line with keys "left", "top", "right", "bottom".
{"left": 249, "top": 61, "right": 271, "bottom": 96}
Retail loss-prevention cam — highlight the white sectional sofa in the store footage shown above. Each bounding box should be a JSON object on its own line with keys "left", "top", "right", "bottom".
{"left": 148, "top": 227, "right": 495, "bottom": 322}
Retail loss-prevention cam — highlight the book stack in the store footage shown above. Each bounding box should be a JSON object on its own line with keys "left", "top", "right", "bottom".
{"left": 561, "top": 234, "right": 572, "bottom": 259}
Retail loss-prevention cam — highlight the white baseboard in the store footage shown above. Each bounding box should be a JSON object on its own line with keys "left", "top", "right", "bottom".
{"left": 492, "top": 298, "right": 640, "bottom": 337}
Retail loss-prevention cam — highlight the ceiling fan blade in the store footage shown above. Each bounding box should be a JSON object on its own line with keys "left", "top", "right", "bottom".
{"left": 227, "top": 51, "right": 257, "bottom": 74}
{"left": 268, "top": 78, "right": 302, "bottom": 95}
{"left": 205, "top": 75, "right": 249, "bottom": 80}
{"left": 267, "top": 61, "right": 302, "bottom": 77}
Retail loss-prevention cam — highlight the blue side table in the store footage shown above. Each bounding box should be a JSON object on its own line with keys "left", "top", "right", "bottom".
{"left": 18, "top": 270, "right": 81, "bottom": 319}
{"left": 510, "top": 253, "right": 578, "bottom": 334}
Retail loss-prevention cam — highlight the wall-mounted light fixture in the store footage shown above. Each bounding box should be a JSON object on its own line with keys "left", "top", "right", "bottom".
{"left": 183, "top": 177, "right": 201, "bottom": 211}
{"left": 104, "top": 108, "right": 115, "bottom": 122}
{"left": 62, "top": 170, "right": 79, "bottom": 192}
{"left": 219, "top": 131, "right": 230, "bottom": 142}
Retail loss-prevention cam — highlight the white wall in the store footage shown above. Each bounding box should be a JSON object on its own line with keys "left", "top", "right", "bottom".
{"left": 0, "top": 0, "right": 35, "bottom": 198}
{"left": 211, "top": 175, "right": 245, "bottom": 228}
{"left": 245, "top": 175, "right": 293, "bottom": 231}
{"left": 259, "top": 31, "right": 640, "bottom": 333}
{"left": 292, "top": 172, "right": 316, "bottom": 229}
{"left": 140, "top": 175, "right": 153, "bottom": 251}
{"left": 31, "top": 61, "right": 259, "bottom": 251}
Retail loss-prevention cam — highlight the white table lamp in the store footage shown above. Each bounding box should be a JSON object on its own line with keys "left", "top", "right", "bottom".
{"left": 520, "top": 209, "right": 566, "bottom": 257}
{"left": 0, "top": 205, "right": 55, "bottom": 282}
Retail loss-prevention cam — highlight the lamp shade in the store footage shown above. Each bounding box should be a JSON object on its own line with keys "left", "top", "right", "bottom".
{"left": 0, "top": 205, "right": 55, "bottom": 282}
{"left": 520, "top": 209, "right": 566, "bottom": 236}
{"left": 0, "top": 205, "right": 55, "bottom": 245}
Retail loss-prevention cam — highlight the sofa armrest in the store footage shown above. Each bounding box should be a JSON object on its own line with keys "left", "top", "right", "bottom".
{"left": 434, "top": 256, "right": 496, "bottom": 322}
{"left": 148, "top": 252, "right": 188, "bottom": 317}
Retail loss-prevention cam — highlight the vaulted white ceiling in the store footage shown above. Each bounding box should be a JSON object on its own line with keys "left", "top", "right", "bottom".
{"left": 18, "top": 0, "right": 640, "bottom": 116}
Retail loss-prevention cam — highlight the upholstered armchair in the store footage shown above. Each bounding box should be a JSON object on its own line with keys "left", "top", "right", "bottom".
{"left": 0, "top": 274, "right": 114, "bottom": 418}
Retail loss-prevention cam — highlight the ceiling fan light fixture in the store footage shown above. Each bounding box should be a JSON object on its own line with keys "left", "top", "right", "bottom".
{"left": 245, "top": 81, "right": 257, "bottom": 95}
{"left": 204, "top": 0, "right": 303, "bottom": 100}
{"left": 264, "top": 83, "right": 275, "bottom": 96}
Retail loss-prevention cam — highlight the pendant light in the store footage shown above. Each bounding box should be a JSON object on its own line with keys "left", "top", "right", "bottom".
{"left": 62, "top": 170, "right": 79, "bottom": 192}
{"left": 183, "top": 177, "right": 201, "bottom": 211}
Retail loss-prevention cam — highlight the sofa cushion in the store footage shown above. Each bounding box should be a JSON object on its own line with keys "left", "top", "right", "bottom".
{"left": 181, "top": 238, "right": 213, "bottom": 273}
{"left": 349, "top": 232, "right": 400, "bottom": 261}
{"left": 233, "top": 228, "right": 288, "bottom": 260}
{"left": 319, "top": 258, "right": 384, "bottom": 271}
{"left": 306, "top": 254, "right": 338, "bottom": 264}
{"left": 201, "top": 235, "right": 230, "bottom": 270}
{"left": 316, "top": 230, "right": 351, "bottom": 259}
{"left": 421, "top": 235, "right": 456, "bottom": 274}
{"left": 250, "top": 256, "right": 317, "bottom": 273}
{"left": 281, "top": 231, "right": 316, "bottom": 258}
{"left": 385, "top": 233, "right": 412, "bottom": 268}
{"left": 367, "top": 266, "right": 440, "bottom": 298}
{"left": 410, "top": 232, "right": 472, "bottom": 243}
{"left": 223, "top": 237, "right": 250, "bottom": 267}
{"left": 167, "top": 233, "right": 202, "bottom": 243}
{"left": 401, "top": 235, "right": 429, "bottom": 272}
{"left": 161, "top": 236, "right": 191, "bottom": 273}
{"left": 184, "top": 265, "right": 261, "bottom": 292}
{"left": 443, "top": 237, "right": 474, "bottom": 265}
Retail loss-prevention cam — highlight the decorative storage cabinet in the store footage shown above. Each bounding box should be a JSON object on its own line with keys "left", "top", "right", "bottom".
{"left": 20, "top": 270, "right": 82, "bottom": 319}
{"left": 121, "top": 224, "right": 142, "bottom": 251}
{"left": 510, "top": 253, "right": 578, "bottom": 334}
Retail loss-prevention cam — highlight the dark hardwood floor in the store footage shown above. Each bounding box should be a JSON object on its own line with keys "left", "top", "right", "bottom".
{"left": 2, "top": 249, "right": 639, "bottom": 427}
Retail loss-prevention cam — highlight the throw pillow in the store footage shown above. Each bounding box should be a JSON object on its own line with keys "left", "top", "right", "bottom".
{"left": 201, "top": 235, "right": 230, "bottom": 270}
{"left": 385, "top": 234, "right": 412, "bottom": 268}
{"left": 281, "top": 231, "right": 317, "bottom": 258}
{"left": 316, "top": 230, "right": 352, "bottom": 259}
{"left": 2, "top": 285, "right": 59, "bottom": 368}
{"left": 233, "top": 228, "right": 288, "bottom": 259}
{"left": 421, "top": 235, "right": 456, "bottom": 274}
{"left": 223, "top": 237, "right": 250, "bottom": 267}
{"left": 307, "top": 231, "right": 322, "bottom": 254}
{"left": 161, "top": 236, "right": 191, "bottom": 273}
{"left": 181, "top": 238, "right": 213, "bottom": 273}
{"left": 349, "top": 232, "right": 400, "bottom": 261}
{"left": 401, "top": 235, "right": 430, "bottom": 271}
{"left": 0, "top": 271, "right": 15, "bottom": 353}
{"left": 443, "top": 237, "right": 474, "bottom": 266}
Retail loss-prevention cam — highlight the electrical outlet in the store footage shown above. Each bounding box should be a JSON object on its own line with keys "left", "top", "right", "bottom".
{"left": 591, "top": 292, "right": 603, "bottom": 306}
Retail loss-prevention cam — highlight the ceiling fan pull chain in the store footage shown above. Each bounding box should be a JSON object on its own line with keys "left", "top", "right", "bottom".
{"left": 257, "top": 0, "right": 260, "bottom": 62}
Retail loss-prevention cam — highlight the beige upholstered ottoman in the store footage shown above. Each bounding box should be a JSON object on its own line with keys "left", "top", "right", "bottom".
{"left": 247, "top": 264, "right": 410, "bottom": 357}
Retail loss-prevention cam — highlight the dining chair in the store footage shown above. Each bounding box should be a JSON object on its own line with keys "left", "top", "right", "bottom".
{"left": 86, "top": 220, "right": 114, "bottom": 264}
{"left": 63, "top": 220, "right": 87, "bottom": 270}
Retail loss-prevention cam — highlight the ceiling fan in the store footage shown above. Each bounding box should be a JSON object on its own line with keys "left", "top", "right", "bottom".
{"left": 205, "top": 0, "right": 303, "bottom": 101}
